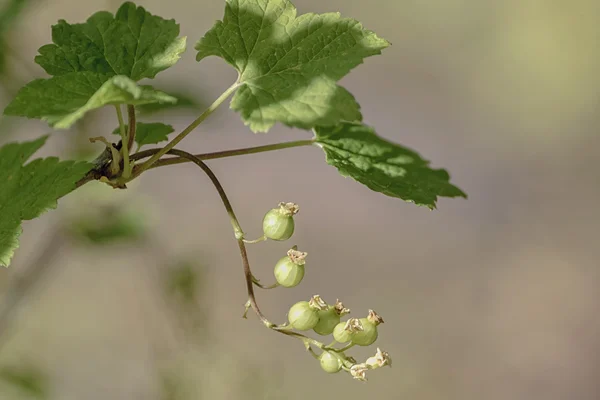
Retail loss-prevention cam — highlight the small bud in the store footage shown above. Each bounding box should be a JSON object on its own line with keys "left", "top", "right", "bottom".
{"left": 367, "top": 309, "right": 384, "bottom": 325}
{"left": 334, "top": 299, "right": 350, "bottom": 316}
{"left": 365, "top": 348, "right": 392, "bottom": 369}
{"left": 309, "top": 295, "right": 328, "bottom": 311}
{"left": 350, "top": 363, "right": 369, "bottom": 382}
{"left": 287, "top": 248, "right": 307, "bottom": 265}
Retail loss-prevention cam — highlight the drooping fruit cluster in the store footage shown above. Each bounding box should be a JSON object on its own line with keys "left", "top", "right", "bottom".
{"left": 284, "top": 296, "right": 389, "bottom": 381}
{"left": 249, "top": 203, "right": 391, "bottom": 382}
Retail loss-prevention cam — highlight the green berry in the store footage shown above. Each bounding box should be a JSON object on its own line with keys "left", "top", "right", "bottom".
{"left": 351, "top": 318, "right": 378, "bottom": 346}
{"left": 313, "top": 306, "right": 341, "bottom": 336}
{"left": 262, "top": 202, "right": 298, "bottom": 241}
{"left": 333, "top": 321, "right": 352, "bottom": 343}
{"left": 319, "top": 351, "right": 342, "bottom": 373}
{"left": 287, "top": 301, "right": 319, "bottom": 330}
{"left": 274, "top": 249, "right": 306, "bottom": 288}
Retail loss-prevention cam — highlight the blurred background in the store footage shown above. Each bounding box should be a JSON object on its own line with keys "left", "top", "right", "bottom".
{"left": 0, "top": 0, "right": 599, "bottom": 399}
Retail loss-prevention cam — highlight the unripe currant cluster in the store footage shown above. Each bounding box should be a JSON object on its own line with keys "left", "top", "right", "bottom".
{"left": 248, "top": 203, "right": 391, "bottom": 382}
{"left": 287, "top": 296, "right": 389, "bottom": 380}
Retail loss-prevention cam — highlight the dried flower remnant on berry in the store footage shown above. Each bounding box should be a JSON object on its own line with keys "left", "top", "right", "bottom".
{"left": 367, "top": 309, "right": 384, "bottom": 325}
{"left": 344, "top": 318, "right": 364, "bottom": 333}
{"left": 278, "top": 202, "right": 299, "bottom": 216}
{"left": 309, "top": 295, "right": 328, "bottom": 311}
{"left": 366, "top": 348, "right": 392, "bottom": 369}
{"left": 334, "top": 299, "right": 350, "bottom": 316}
{"left": 350, "top": 363, "right": 369, "bottom": 382}
{"left": 287, "top": 248, "right": 307, "bottom": 265}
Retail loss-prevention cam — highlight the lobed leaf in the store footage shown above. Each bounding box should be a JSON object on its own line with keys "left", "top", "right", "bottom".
{"left": 0, "top": 136, "right": 92, "bottom": 267}
{"left": 314, "top": 122, "right": 467, "bottom": 209}
{"left": 35, "top": 1, "right": 186, "bottom": 81}
{"left": 195, "top": 0, "right": 389, "bottom": 132}
{"left": 4, "top": 72, "right": 177, "bottom": 129}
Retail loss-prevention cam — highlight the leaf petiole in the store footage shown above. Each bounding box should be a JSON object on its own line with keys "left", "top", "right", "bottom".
{"left": 114, "top": 105, "right": 131, "bottom": 179}
{"left": 126, "top": 105, "right": 136, "bottom": 153}
{"left": 132, "top": 81, "right": 240, "bottom": 179}
{"left": 130, "top": 139, "right": 315, "bottom": 168}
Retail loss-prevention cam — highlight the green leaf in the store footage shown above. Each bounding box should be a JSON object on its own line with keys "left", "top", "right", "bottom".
{"left": 195, "top": 0, "right": 389, "bottom": 132}
{"left": 112, "top": 122, "right": 174, "bottom": 148}
{"left": 314, "top": 122, "right": 467, "bottom": 209}
{"left": 137, "top": 90, "right": 204, "bottom": 115}
{"left": 0, "top": 365, "right": 47, "bottom": 399}
{"left": 0, "top": 40, "right": 6, "bottom": 75}
{"left": 0, "top": 136, "right": 92, "bottom": 267}
{"left": 4, "top": 72, "right": 177, "bottom": 129}
{"left": 35, "top": 1, "right": 186, "bottom": 81}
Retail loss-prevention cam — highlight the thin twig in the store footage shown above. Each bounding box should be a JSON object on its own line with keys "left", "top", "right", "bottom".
{"left": 74, "top": 139, "right": 315, "bottom": 191}
{"left": 157, "top": 149, "right": 325, "bottom": 348}
{"left": 130, "top": 139, "right": 314, "bottom": 168}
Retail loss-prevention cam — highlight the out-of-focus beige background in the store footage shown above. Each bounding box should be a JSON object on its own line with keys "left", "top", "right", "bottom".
{"left": 1, "top": 0, "right": 599, "bottom": 399}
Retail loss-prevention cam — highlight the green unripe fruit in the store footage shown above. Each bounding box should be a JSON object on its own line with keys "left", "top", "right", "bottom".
{"left": 313, "top": 307, "right": 341, "bottom": 336}
{"left": 274, "top": 249, "right": 307, "bottom": 288}
{"left": 262, "top": 202, "right": 299, "bottom": 241}
{"left": 274, "top": 257, "right": 304, "bottom": 287}
{"left": 287, "top": 301, "right": 319, "bottom": 330}
{"left": 319, "top": 351, "right": 342, "bottom": 373}
{"left": 352, "top": 318, "right": 378, "bottom": 346}
{"left": 333, "top": 321, "right": 353, "bottom": 343}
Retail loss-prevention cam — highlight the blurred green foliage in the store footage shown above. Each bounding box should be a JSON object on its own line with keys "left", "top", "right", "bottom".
{"left": 68, "top": 206, "right": 147, "bottom": 244}
{"left": 0, "top": 0, "right": 33, "bottom": 74}
{"left": 0, "top": 364, "right": 47, "bottom": 399}
{"left": 166, "top": 261, "right": 199, "bottom": 304}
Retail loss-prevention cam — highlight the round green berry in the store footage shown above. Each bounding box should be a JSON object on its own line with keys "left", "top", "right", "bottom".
{"left": 313, "top": 307, "right": 341, "bottom": 336}
{"left": 287, "top": 301, "right": 319, "bottom": 330}
{"left": 262, "top": 203, "right": 298, "bottom": 241}
{"left": 274, "top": 249, "right": 307, "bottom": 288}
{"left": 332, "top": 321, "right": 352, "bottom": 343}
{"left": 319, "top": 351, "right": 342, "bottom": 373}
{"left": 351, "top": 318, "right": 378, "bottom": 346}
